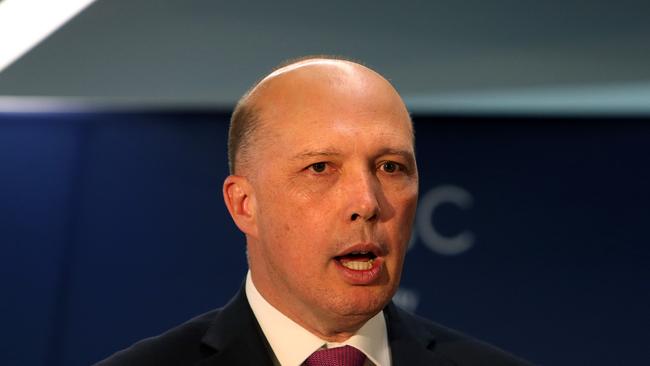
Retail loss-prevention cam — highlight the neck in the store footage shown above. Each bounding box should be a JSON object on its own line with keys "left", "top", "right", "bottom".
{"left": 249, "top": 271, "right": 371, "bottom": 342}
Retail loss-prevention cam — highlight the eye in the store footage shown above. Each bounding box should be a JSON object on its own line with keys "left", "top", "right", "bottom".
{"left": 309, "top": 162, "right": 327, "bottom": 173}
{"left": 380, "top": 161, "right": 401, "bottom": 173}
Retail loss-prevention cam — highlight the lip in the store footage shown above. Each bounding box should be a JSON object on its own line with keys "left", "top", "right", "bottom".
{"left": 334, "top": 242, "right": 385, "bottom": 258}
{"left": 333, "top": 242, "right": 385, "bottom": 285}
{"left": 334, "top": 257, "right": 384, "bottom": 285}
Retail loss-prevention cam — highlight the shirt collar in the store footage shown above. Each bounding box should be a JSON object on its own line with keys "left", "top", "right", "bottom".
{"left": 245, "top": 271, "right": 391, "bottom": 366}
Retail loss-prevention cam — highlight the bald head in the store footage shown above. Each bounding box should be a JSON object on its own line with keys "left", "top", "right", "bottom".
{"left": 227, "top": 56, "right": 411, "bottom": 175}
{"left": 223, "top": 57, "right": 418, "bottom": 337}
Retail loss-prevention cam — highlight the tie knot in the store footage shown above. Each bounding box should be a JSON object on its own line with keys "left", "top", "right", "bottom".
{"left": 303, "top": 345, "right": 367, "bottom": 366}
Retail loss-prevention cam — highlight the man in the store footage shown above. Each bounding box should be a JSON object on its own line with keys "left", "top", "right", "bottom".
{"left": 96, "top": 56, "right": 531, "bottom": 365}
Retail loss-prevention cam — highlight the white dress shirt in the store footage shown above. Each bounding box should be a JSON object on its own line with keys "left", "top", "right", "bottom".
{"left": 245, "top": 271, "right": 392, "bottom": 366}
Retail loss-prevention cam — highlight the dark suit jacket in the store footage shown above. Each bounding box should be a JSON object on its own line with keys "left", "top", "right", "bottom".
{"left": 95, "top": 288, "right": 531, "bottom": 365}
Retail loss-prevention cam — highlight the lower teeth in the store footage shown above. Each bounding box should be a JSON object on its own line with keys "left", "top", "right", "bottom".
{"left": 342, "top": 259, "right": 374, "bottom": 270}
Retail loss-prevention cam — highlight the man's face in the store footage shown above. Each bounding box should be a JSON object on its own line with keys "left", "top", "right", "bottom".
{"left": 242, "top": 61, "right": 418, "bottom": 336}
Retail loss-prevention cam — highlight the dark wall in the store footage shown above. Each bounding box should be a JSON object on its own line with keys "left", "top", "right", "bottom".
{"left": 2, "top": 111, "right": 648, "bottom": 365}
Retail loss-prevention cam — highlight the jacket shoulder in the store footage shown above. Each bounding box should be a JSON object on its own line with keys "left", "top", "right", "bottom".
{"left": 390, "top": 305, "right": 534, "bottom": 366}
{"left": 93, "top": 308, "right": 221, "bottom": 366}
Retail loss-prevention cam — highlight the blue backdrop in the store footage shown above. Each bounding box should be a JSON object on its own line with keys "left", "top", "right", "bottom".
{"left": 2, "top": 111, "right": 648, "bottom": 365}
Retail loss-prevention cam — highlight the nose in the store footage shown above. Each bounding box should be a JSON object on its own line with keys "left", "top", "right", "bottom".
{"left": 347, "top": 171, "right": 380, "bottom": 222}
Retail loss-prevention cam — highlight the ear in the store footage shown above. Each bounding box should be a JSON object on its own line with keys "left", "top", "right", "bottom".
{"left": 223, "top": 175, "right": 258, "bottom": 238}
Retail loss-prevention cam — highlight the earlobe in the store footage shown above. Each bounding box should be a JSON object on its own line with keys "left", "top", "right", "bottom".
{"left": 223, "top": 175, "right": 258, "bottom": 238}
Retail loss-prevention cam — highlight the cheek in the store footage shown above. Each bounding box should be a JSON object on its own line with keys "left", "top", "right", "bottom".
{"left": 385, "top": 186, "right": 418, "bottom": 247}
{"left": 403, "top": 181, "right": 419, "bottom": 209}
{"left": 260, "top": 193, "right": 328, "bottom": 248}
{"left": 388, "top": 183, "right": 418, "bottom": 217}
{"left": 289, "top": 181, "right": 338, "bottom": 207}
{"left": 284, "top": 183, "right": 341, "bottom": 227}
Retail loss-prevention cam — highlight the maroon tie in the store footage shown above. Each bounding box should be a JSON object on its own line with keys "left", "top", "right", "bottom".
{"left": 303, "top": 345, "right": 367, "bottom": 366}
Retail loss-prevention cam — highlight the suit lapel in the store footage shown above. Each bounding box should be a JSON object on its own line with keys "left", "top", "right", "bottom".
{"left": 194, "top": 290, "right": 454, "bottom": 365}
{"left": 384, "top": 302, "right": 456, "bottom": 366}
{"left": 196, "top": 287, "right": 275, "bottom": 366}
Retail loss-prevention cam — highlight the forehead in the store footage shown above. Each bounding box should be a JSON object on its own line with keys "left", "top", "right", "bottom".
{"left": 257, "top": 108, "right": 414, "bottom": 167}
{"left": 251, "top": 60, "right": 413, "bottom": 153}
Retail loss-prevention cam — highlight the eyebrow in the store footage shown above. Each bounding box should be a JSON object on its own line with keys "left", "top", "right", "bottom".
{"left": 290, "top": 149, "right": 343, "bottom": 161}
{"left": 376, "top": 147, "right": 415, "bottom": 159}
{"left": 290, "top": 147, "right": 415, "bottom": 162}
{"left": 377, "top": 148, "right": 417, "bottom": 167}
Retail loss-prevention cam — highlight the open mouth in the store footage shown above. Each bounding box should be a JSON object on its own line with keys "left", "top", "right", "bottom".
{"left": 335, "top": 251, "right": 378, "bottom": 271}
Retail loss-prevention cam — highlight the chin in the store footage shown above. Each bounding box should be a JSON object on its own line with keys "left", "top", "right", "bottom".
{"left": 327, "top": 285, "right": 395, "bottom": 319}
